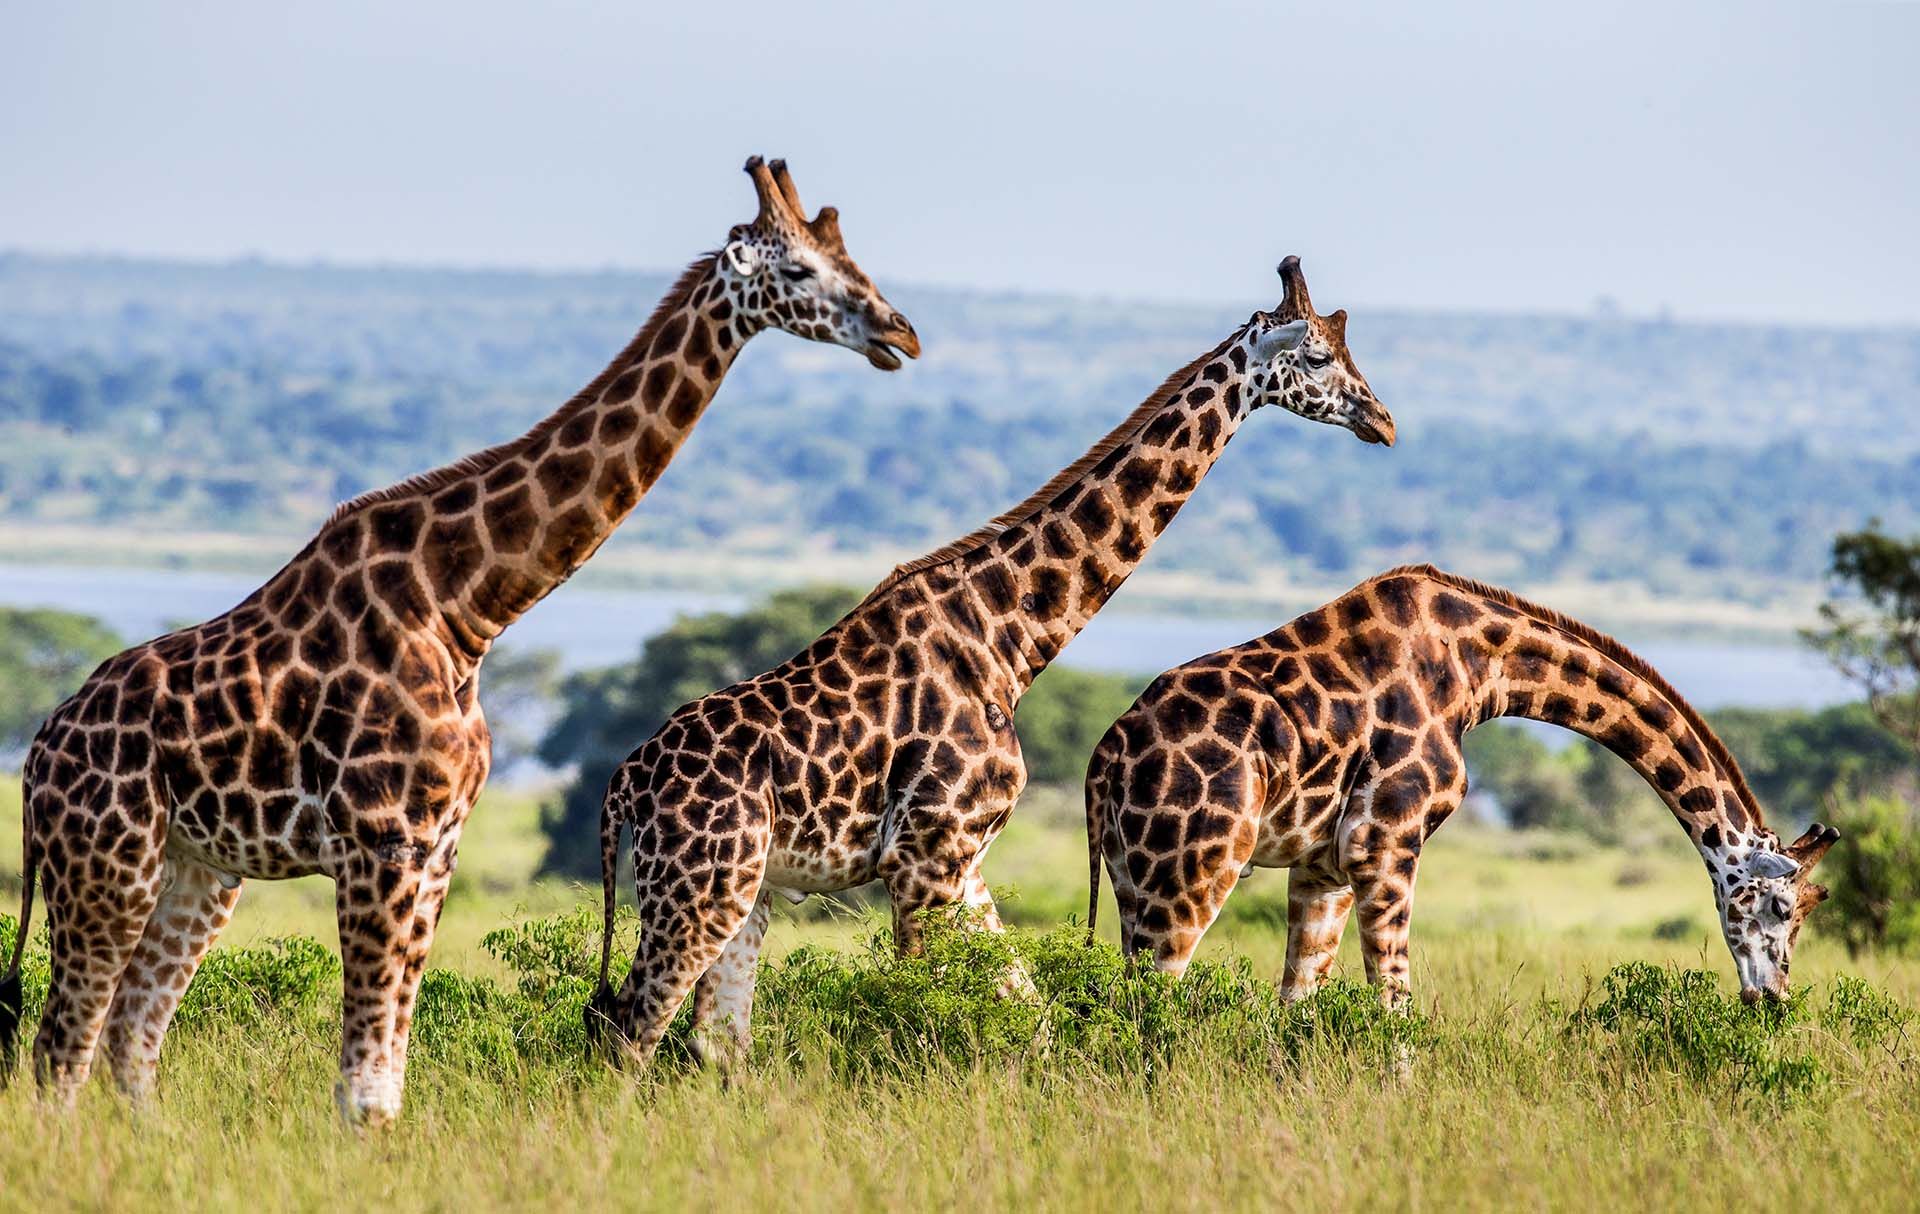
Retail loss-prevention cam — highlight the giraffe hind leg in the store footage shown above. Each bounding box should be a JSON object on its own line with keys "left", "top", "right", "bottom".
{"left": 688, "top": 888, "right": 771, "bottom": 1070}
{"left": 30, "top": 773, "right": 168, "bottom": 1104}
{"left": 608, "top": 792, "right": 770, "bottom": 1073}
{"left": 1280, "top": 864, "right": 1354, "bottom": 1002}
{"left": 100, "top": 853, "right": 242, "bottom": 1102}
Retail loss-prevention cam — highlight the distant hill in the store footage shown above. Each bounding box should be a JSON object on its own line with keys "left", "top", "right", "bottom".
{"left": 2, "top": 252, "right": 1916, "bottom": 634}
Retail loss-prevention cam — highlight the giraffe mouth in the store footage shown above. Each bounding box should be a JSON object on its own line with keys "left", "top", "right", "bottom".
{"left": 864, "top": 340, "right": 908, "bottom": 371}
{"left": 1347, "top": 394, "right": 1396, "bottom": 446}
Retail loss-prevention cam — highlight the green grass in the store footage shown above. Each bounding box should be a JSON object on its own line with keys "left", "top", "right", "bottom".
{"left": 3, "top": 777, "right": 1918, "bottom": 1212}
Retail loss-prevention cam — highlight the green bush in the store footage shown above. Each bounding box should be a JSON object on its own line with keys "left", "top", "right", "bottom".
{"left": 1568, "top": 962, "right": 1830, "bottom": 1103}
{"left": 751, "top": 908, "right": 1428, "bottom": 1081}
{"left": 170, "top": 937, "right": 338, "bottom": 1031}
{"left": 1820, "top": 795, "right": 1920, "bottom": 956}
{"left": 4, "top": 910, "right": 1913, "bottom": 1111}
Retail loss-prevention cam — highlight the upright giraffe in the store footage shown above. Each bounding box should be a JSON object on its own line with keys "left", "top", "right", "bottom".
{"left": 0, "top": 157, "right": 918, "bottom": 1125}
{"left": 590, "top": 258, "right": 1396, "bottom": 1069}
{"left": 1085, "top": 565, "right": 1839, "bottom": 1003}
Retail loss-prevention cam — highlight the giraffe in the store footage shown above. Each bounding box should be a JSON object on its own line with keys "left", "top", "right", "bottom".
{"left": 1084, "top": 565, "right": 1841, "bottom": 1006}
{"left": 589, "top": 258, "right": 1397, "bottom": 1070}
{"left": 0, "top": 157, "right": 919, "bottom": 1125}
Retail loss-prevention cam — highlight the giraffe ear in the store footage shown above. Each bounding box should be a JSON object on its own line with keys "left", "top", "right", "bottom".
{"left": 1748, "top": 851, "right": 1800, "bottom": 881}
{"left": 1252, "top": 319, "right": 1308, "bottom": 358}
{"left": 722, "top": 239, "right": 761, "bottom": 277}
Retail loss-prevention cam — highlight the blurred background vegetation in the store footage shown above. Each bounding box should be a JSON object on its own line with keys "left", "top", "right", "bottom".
{"left": 3, "top": 255, "right": 1918, "bottom": 619}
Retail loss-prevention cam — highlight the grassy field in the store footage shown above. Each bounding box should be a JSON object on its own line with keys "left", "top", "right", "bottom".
{"left": 3, "top": 777, "right": 1917, "bottom": 1212}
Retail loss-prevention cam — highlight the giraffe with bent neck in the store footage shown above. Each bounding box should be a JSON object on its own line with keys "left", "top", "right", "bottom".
{"left": 590, "top": 258, "right": 1396, "bottom": 1069}
{"left": 0, "top": 157, "right": 918, "bottom": 1125}
{"left": 1085, "top": 565, "right": 1840, "bottom": 1005}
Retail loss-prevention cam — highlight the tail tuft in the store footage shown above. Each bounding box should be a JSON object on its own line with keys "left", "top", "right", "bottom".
{"left": 0, "top": 967, "right": 21, "bottom": 1075}
{"left": 1, "top": 854, "right": 35, "bottom": 1079}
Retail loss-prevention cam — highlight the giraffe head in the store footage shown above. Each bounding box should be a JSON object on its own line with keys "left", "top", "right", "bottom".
{"left": 1710, "top": 821, "right": 1840, "bottom": 1002}
{"left": 718, "top": 156, "right": 921, "bottom": 370}
{"left": 1243, "top": 257, "right": 1395, "bottom": 446}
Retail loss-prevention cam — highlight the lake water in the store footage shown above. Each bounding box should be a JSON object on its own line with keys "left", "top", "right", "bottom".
{"left": 0, "top": 562, "right": 1857, "bottom": 710}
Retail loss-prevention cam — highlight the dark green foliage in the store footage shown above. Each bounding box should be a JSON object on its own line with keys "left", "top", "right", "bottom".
{"left": 169, "top": 938, "right": 338, "bottom": 1031}
{"left": 1710, "top": 701, "right": 1916, "bottom": 821}
{"left": 1818, "top": 795, "right": 1920, "bottom": 956}
{"left": 0, "top": 607, "right": 124, "bottom": 753}
{"left": 1820, "top": 975, "right": 1914, "bottom": 1051}
{"left": 1569, "top": 962, "right": 1825, "bottom": 1103}
{"left": 0, "top": 913, "right": 50, "bottom": 1043}
{"left": 461, "top": 905, "right": 1428, "bottom": 1083}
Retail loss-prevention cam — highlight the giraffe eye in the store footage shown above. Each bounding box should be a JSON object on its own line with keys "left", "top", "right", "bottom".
{"left": 779, "top": 264, "right": 815, "bottom": 283}
{"left": 1770, "top": 895, "right": 1793, "bottom": 919}
{"left": 1304, "top": 350, "right": 1332, "bottom": 368}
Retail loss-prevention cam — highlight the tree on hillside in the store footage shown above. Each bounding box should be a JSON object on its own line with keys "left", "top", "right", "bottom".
{"left": 0, "top": 607, "right": 125, "bottom": 756}
{"left": 1806, "top": 523, "right": 1920, "bottom": 756}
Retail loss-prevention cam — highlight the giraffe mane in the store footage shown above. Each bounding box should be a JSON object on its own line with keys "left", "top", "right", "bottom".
{"left": 1387, "top": 563, "right": 1769, "bottom": 831}
{"left": 856, "top": 334, "right": 1239, "bottom": 607}
{"left": 321, "top": 253, "right": 720, "bottom": 526}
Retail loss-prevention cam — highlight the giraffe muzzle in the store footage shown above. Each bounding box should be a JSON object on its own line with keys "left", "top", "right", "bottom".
{"left": 1347, "top": 395, "right": 1396, "bottom": 447}
{"left": 863, "top": 313, "right": 920, "bottom": 370}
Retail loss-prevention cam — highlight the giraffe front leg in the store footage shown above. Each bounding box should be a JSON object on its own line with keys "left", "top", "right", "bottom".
{"left": 1280, "top": 865, "right": 1354, "bottom": 1003}
{"left": 332, "top": 849, "right": 427, "bottom": 1129}
{"left": 688, "top": 889, "right": 771, "bottom": 1070}
{"left": 101, "top": 854, "right": 242, "bottom": 1103}
{"left": 1345, "top": 830, "right": 1421, "bottom": 1013}
{"left": 385, "top": 824, "right": 463, "bottom": 1092}
{"left": 957, "top": 868, "right": 1039, "bottom": 1000}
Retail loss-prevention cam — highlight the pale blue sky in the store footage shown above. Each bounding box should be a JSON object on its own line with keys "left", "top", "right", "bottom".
{"left": 3, "top": 1, "right": 1915, "bottom": 324}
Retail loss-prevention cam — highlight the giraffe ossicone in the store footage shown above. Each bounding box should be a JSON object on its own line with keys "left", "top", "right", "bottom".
{"left": 1084, "top": 565, "right": 1839, "bottom": 1005}
{"left": 0, "top": 156, "right": 916, "bottom": 1125}
{"left": 588, "top": 258, "right": 1395, "bottom": 1071}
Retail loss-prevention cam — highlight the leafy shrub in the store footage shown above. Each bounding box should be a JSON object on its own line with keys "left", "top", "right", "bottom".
{"left": 0, "top": 913, "right": 50, "bottom": 1031}
{"left": 1821, "top": 975, "right": 1914, "bottom": 1051}
{"left": 1569, "top": 962, "right": 1825, "bottom": 1103}
{"left": 1820, "top": 795, "right": 1920, "bottom": 955}
{"left": 752, "top": 908, "right": 1428, "bottom": 1082}
{"left": 171, "top": 937, "right": 338, "bottom": 1031}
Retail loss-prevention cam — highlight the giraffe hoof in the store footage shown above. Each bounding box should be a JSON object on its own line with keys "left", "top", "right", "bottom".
{"left": 334, "top": 1080, "right": 403, "bottom": 1130}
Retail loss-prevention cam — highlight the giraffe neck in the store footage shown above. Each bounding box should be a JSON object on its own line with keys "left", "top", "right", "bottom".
{"left": 1452, "top": 583, "right": 1769, "bottom": 868}
{"left": 943, "top": 340, "right": 1249, "bottom": 690}
{"left": 312, "top": 254, "right": 753, "bottom": 663}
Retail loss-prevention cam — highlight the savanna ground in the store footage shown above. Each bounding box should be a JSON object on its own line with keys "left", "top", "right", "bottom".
{"left": 2, "top": 777, "right": 1916, "bottom": 1212}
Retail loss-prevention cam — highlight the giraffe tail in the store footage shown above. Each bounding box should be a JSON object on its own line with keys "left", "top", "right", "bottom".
{"left": 0, "top": 843, "right": 35, "bottom": 1076}
{"left": 1084, "top": 777, "right": 1102, "bottom": 948}
{"left": 585, "top": 793, "right": 624, "bottom": 1046}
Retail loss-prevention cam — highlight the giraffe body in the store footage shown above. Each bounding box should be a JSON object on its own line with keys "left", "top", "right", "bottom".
{"left": 0, "top": 158, "right": 917, "bottom": 1123}
{"left": 592, "top": 259, "right": 1397, "bottom": 1068}
{"left": 1085, "top": 565, "right": 1839, "bottom": 1003}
